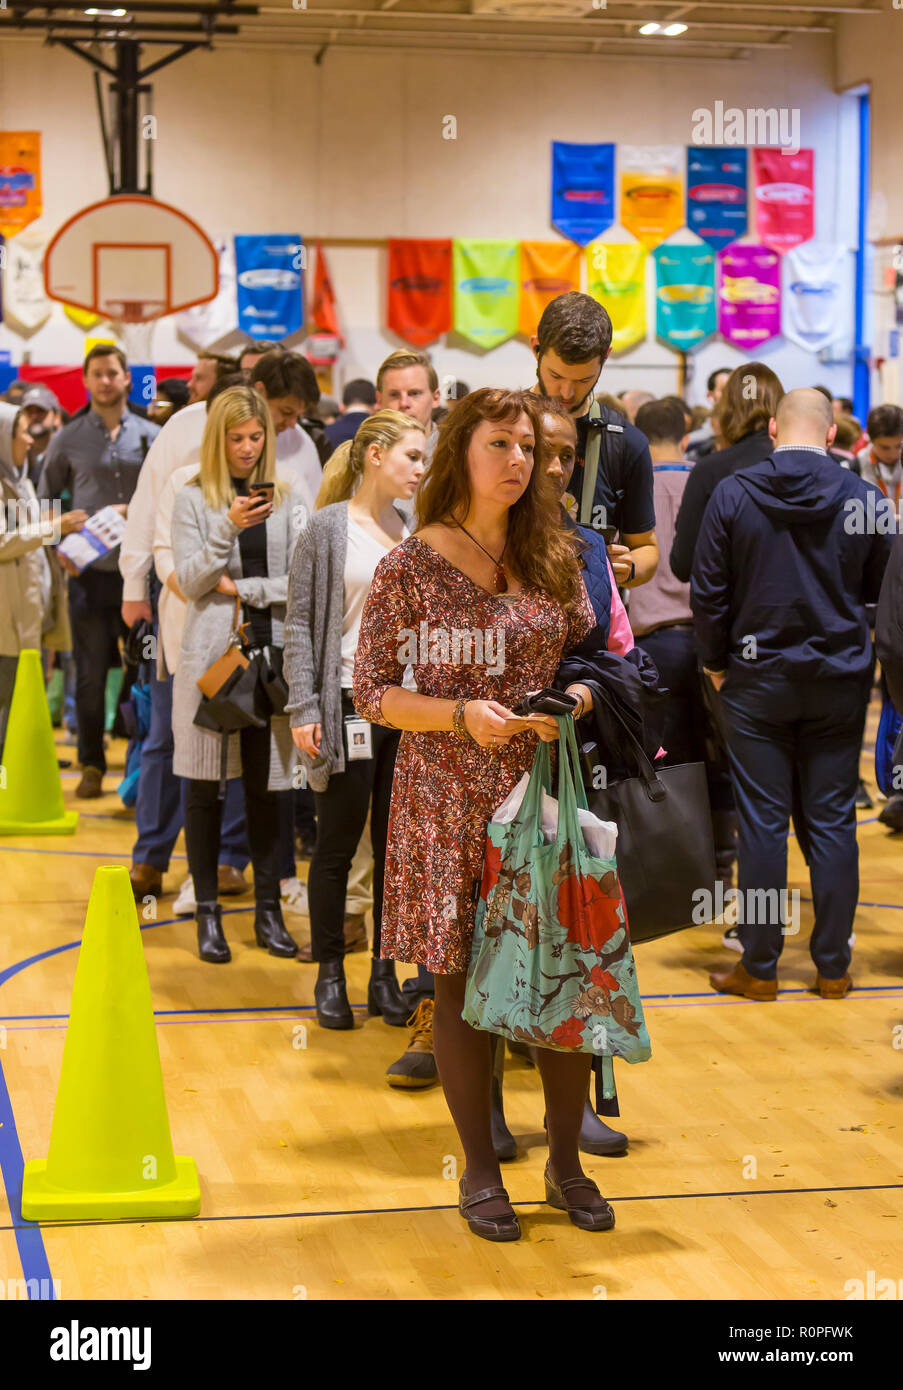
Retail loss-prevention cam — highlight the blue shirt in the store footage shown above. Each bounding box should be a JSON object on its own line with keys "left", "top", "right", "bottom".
{"left": 38, "top": 408, "right": 159, "bottom": 571}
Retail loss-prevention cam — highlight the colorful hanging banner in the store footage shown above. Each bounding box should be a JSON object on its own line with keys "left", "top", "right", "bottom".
{"left": 550, "top": 142, "right": 615, "bottom": 246}
{"left": 753, "top": 148, "right": 814, "bottom": 255}
{"left": 686, "top": 147, "right": 748, "bottom": 251}
{"left": 717, "top": 243, "right": 781, "bottom": 350}
{"left": 517, "top": 241, "right": 582, "bottom": 334}
{"left": 2, "top": 232, "right": 51, "bottom": 336}
{"left": 310, "top": 241, "right": 343, "bottom": 342}
{"left": 585, "top": 241, "right": 647, "bottom": 354}
{"left": 782, "top": 242, "right": 854, "bottom": 353}
{"left": 653, "top": 242, "right": 716, "bottom": 350}
{"left": 620, "top": 146, "right": 684, "bottom": 250}
{"left": 452, "top": 240, "right": 519, "bottom": 349}
{"left": 386, "top": 238, "right": 452, "bottom": 346}
{"left": 178, "top": 239, "right": 238, "bottom": 348}
{"left": 0, "top": 132, "right": 42, "bottom": 238}
{"left": 234, "top": 234, "right": 304, "bottom": 340}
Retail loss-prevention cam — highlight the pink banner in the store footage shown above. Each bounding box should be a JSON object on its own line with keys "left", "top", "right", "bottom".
{"left": 753, "top": 148, "right": 814, "bottom": 254}
{"left": 717, "top": 244, "right": 782, "bottom": 350}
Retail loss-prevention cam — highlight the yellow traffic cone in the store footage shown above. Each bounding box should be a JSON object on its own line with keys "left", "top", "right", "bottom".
{"left": 0, "top": 648, "right": 77, "bottom": 835}
{"left": 21, "top": 865, "right": 200, "bottom": 1220}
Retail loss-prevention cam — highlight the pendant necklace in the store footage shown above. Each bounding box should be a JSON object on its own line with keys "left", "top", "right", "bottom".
{"left": 456, "top": 522, "right": 509, "bottom": 593}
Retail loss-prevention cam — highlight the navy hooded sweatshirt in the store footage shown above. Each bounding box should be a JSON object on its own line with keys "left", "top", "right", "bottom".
{"left": 691, "top": 447, "right": 894, "bottom": 682}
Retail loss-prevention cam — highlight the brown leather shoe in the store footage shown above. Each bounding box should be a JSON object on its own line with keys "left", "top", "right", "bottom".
{"left": 217, "top": 864, "right": 249, "bottom": 896}
{"left": 296, "top": 913, "right": 369, "bottom": 963}
{"left": 709, "top": 960, "right": 778, "bottom": 1001}
{"left": 129, "top": 862, "right": 162, "bottom": 899}
{"left": 814, "top": 973, "right": 852, "bottom": 998}
{"left": 75, "top": 766, "right": 103, "bottom": 799}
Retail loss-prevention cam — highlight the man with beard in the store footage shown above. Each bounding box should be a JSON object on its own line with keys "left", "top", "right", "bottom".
{"left": 530, "top": 291, "right": 658, "bottom": 589}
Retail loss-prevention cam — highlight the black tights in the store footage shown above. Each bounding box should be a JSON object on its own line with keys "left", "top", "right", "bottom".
{"left": 433, "top": 972, "right": 595, "bottom": 1217}
{"left": 185, "top": 723, "right": 281, "bottom": 905}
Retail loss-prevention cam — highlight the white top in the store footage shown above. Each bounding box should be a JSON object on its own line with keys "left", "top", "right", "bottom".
{"left": 341, "top": 513, "right": 409, "bottom": 689}
{"left": 119, "top": 399, "right": 322, "bottom": 601}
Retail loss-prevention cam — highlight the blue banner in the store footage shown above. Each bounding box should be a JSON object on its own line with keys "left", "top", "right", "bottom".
{"left": 686, "top": 147, "right": 747, "bottom": 251}
{"left": 551, "top": 142, "right": 615, "bottom": 246}
{"left": 234, "top": 234, "right": 304, "bottom": 340}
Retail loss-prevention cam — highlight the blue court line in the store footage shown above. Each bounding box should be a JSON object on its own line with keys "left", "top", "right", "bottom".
{"left": 0, "top": 845, "right": 188, "bottom": 862}
{"left": 0, "top": 1054, "right": 56, "bottom": 1298}
{"left": 3, "top": 1179, "right": 902, "bottom": 1235}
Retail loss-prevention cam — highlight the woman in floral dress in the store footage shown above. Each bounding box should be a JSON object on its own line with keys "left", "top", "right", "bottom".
{"left": 353, "top": 388, "right": 616, "bottom": 1242}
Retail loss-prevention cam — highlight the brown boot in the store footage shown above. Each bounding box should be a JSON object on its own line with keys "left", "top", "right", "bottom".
{"left": 129, "top": 862, "right": 162, "bottom": 899}
{"left": 76, "top": 766, "right": 103, "bottom": 799}
{"left": 297, "top": 914, "right": 368, "bottom": 963}
{"left": 814, "top": 973, "right": 852, "bottom": 998}
{"left": 709, "top": 960, "right": 778, "bottom": 1001}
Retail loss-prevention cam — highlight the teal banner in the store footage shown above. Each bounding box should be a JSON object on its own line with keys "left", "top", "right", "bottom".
{"left": 653, "top": 242, "right": 716, "bottom": 349}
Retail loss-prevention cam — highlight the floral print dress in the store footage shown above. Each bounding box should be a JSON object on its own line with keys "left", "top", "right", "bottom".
{"left": 352, "top": 535, "right": 595, "bottom": 974}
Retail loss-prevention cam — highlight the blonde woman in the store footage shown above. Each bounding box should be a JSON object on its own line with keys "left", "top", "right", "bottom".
{"left": 171, "top": 385, "right": 306, "bottom": 964}
{"left": 284, "top": 410, "right": 425, "bottom": 1030}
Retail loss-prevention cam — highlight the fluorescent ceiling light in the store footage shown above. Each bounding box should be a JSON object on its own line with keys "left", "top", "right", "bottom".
{"left": 662, "top": 22, "right": 688, "bottom": 34}
{"left": 85, "top": 7, "right": 128, "bottom": 14}
{"left": 639, "top": 21, "right": 660, "bottom": 33}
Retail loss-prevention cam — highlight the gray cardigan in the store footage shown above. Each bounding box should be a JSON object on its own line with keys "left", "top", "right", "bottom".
{"left": 284, "top": 500, "right": 405, "bottom": 793}
{"left": 170, "top": 479, "right": 305, "bottom": 788}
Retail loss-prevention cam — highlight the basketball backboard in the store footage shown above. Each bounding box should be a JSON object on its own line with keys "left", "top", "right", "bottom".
{"left": 44, "top": 195, "right": 218, "bottom": 323}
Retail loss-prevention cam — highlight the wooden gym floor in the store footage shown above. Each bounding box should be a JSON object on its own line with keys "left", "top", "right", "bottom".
{"left": 1, "top": 701, "right": 901, "bottom": 1302}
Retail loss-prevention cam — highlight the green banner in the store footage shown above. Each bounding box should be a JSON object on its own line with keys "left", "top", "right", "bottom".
{"left": 452, "top": 240, "right": 520, "bottom": 349}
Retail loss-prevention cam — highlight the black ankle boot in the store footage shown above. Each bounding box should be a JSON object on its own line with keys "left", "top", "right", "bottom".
{"left": 579, "top": 1101, "right": 629, "bottom": 1156}
{"left": 254, "top": 900, "right": 298, "bottom": 957}
{"left": 367, "top": 958, "right": 410, "bottom": 1026}
{"left": 196, "top": 901, "right": 230, "bottom": 964}
{"left": 315, "top": 960, "right": 354, "bottom": 1030}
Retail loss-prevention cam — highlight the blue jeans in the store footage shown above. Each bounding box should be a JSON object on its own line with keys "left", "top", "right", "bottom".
{"left": 132, "top": 670, "right": 249, "bottom": 873}
{"left": 720, "top": 673, "right": 869, "bottom": 981}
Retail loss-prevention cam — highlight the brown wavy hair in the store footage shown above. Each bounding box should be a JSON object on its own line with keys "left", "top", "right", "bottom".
{"left": 416, "top": 387, "right": 582, "bottom": 608}
{"left": 717, "top": 362, "right": 784, "bottom": 446}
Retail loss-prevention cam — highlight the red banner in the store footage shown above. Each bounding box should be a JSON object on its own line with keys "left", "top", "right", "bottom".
{"left": 753, "top": 148, "right": 814, "bottom": 255}
{"left": 310, "top": 241, "right": 342, "bottom": 341}
{"left": 387, "top": 238, "right": 452, "bottom": 346}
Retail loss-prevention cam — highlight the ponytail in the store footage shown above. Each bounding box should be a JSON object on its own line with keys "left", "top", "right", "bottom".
{"left": 316, "top": 440, "right": 358, "bottom": 509}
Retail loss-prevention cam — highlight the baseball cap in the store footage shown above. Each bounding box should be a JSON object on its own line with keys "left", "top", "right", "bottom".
{"left": 20, "top": 385, "right": 60, "bottom": 412}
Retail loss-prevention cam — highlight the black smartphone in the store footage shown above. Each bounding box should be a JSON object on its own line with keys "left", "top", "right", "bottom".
{"left": 600, "top": 525, "right": 618, "bottom": 545}
{"left": 511, "top": 688, "right": 580, "bottom": 717}
{"left": 249, "top": 483, "right": 274, "bottom": 506}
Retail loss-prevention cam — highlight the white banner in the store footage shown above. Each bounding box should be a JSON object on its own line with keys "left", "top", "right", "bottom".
{"left": 2, "top": 233, "right": 51, "bottom": 335}
{"left": 177, "top": 238, "right": 238, "bottom": 349}
{"left": 782, "top": 242, "right": 855, "bottom": 354}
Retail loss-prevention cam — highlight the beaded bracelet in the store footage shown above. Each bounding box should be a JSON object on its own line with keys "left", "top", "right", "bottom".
{"left": 453, "top": 698, "right": 474, "bottom": 741}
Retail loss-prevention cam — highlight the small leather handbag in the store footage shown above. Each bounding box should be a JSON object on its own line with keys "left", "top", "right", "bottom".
{"left": 193, "top": 596, "right": 267, "bottom": 733}
{"left": 196, "top": 596, "right": 250, "bottom": 700}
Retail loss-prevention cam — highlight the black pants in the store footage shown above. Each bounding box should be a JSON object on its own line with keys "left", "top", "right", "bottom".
{"left": 308, "top": 693, "right": 399, "bottom": 964}
{"left": 185, "top": 722, "right": 281, "bottom": 906}
{"left": 67, "top": 568, "right": 128, "bottom": 774}
{"left": 721, "top": 673, "right": 869, "bottom": 980}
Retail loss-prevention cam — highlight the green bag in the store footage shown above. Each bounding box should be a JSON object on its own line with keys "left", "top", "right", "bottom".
{"left": 463, "top": 716, "right": 651, "bottom": 1064}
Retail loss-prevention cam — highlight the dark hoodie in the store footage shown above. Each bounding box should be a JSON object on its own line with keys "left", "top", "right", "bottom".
{"left": 691, "top": 447, "right": 894, "bottom": 681}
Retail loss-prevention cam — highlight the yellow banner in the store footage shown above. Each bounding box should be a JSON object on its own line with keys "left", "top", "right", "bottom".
{"left": 585, "top": 242, "right": 648, "bottom": 354}
{"left": 619, "top": 145, "right": 683, "bottom": 250}
{"left": 517, "top": 241, "right": 582, "bottom": 335}
{"left": 65, "top": 305, "right": 101, "bottom": 331}
{"left": 0, "top": 132, "right": 42, "bottom": 238}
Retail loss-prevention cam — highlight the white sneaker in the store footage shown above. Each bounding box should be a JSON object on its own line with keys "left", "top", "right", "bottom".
{"left": 280, "top": 876, "right": 309, "bottom": 916}
{"left": 721, "top": 925, "right": 743, "bottom": 952}
{"left": 173, "top": 875, "right": 197, "bottom": 917}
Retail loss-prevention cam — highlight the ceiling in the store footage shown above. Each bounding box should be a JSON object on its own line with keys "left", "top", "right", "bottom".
{"left": 0, "top": 0, "right": 880, "bottom": 64}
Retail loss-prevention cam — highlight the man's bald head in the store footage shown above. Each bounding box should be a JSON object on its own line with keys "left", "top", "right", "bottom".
{"left": 770, "top": 388, "right": 837, "bottom": 450}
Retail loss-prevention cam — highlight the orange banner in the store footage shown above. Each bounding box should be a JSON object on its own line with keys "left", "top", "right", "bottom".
{"left": 0, "top": 132, "right": 42, "bottom": 238}
{"left": 517, "top": 241, "right": 582, "bottom": 335}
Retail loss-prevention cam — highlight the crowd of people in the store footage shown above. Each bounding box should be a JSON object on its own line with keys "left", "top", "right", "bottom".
{"left": 1, "top": 289, "right": 899, "bottom": 1243}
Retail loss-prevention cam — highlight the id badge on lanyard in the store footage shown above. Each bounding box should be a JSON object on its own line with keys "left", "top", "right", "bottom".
{"left": 344, "top": 715, "right": 373, "bottom": 761}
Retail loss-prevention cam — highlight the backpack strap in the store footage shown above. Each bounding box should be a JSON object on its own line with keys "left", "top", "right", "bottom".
{"left": 579, "top": 399, "right": 602, "bottom": 527}
{"left": 579, "top": 400, "right": 628, "bottom": 530}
